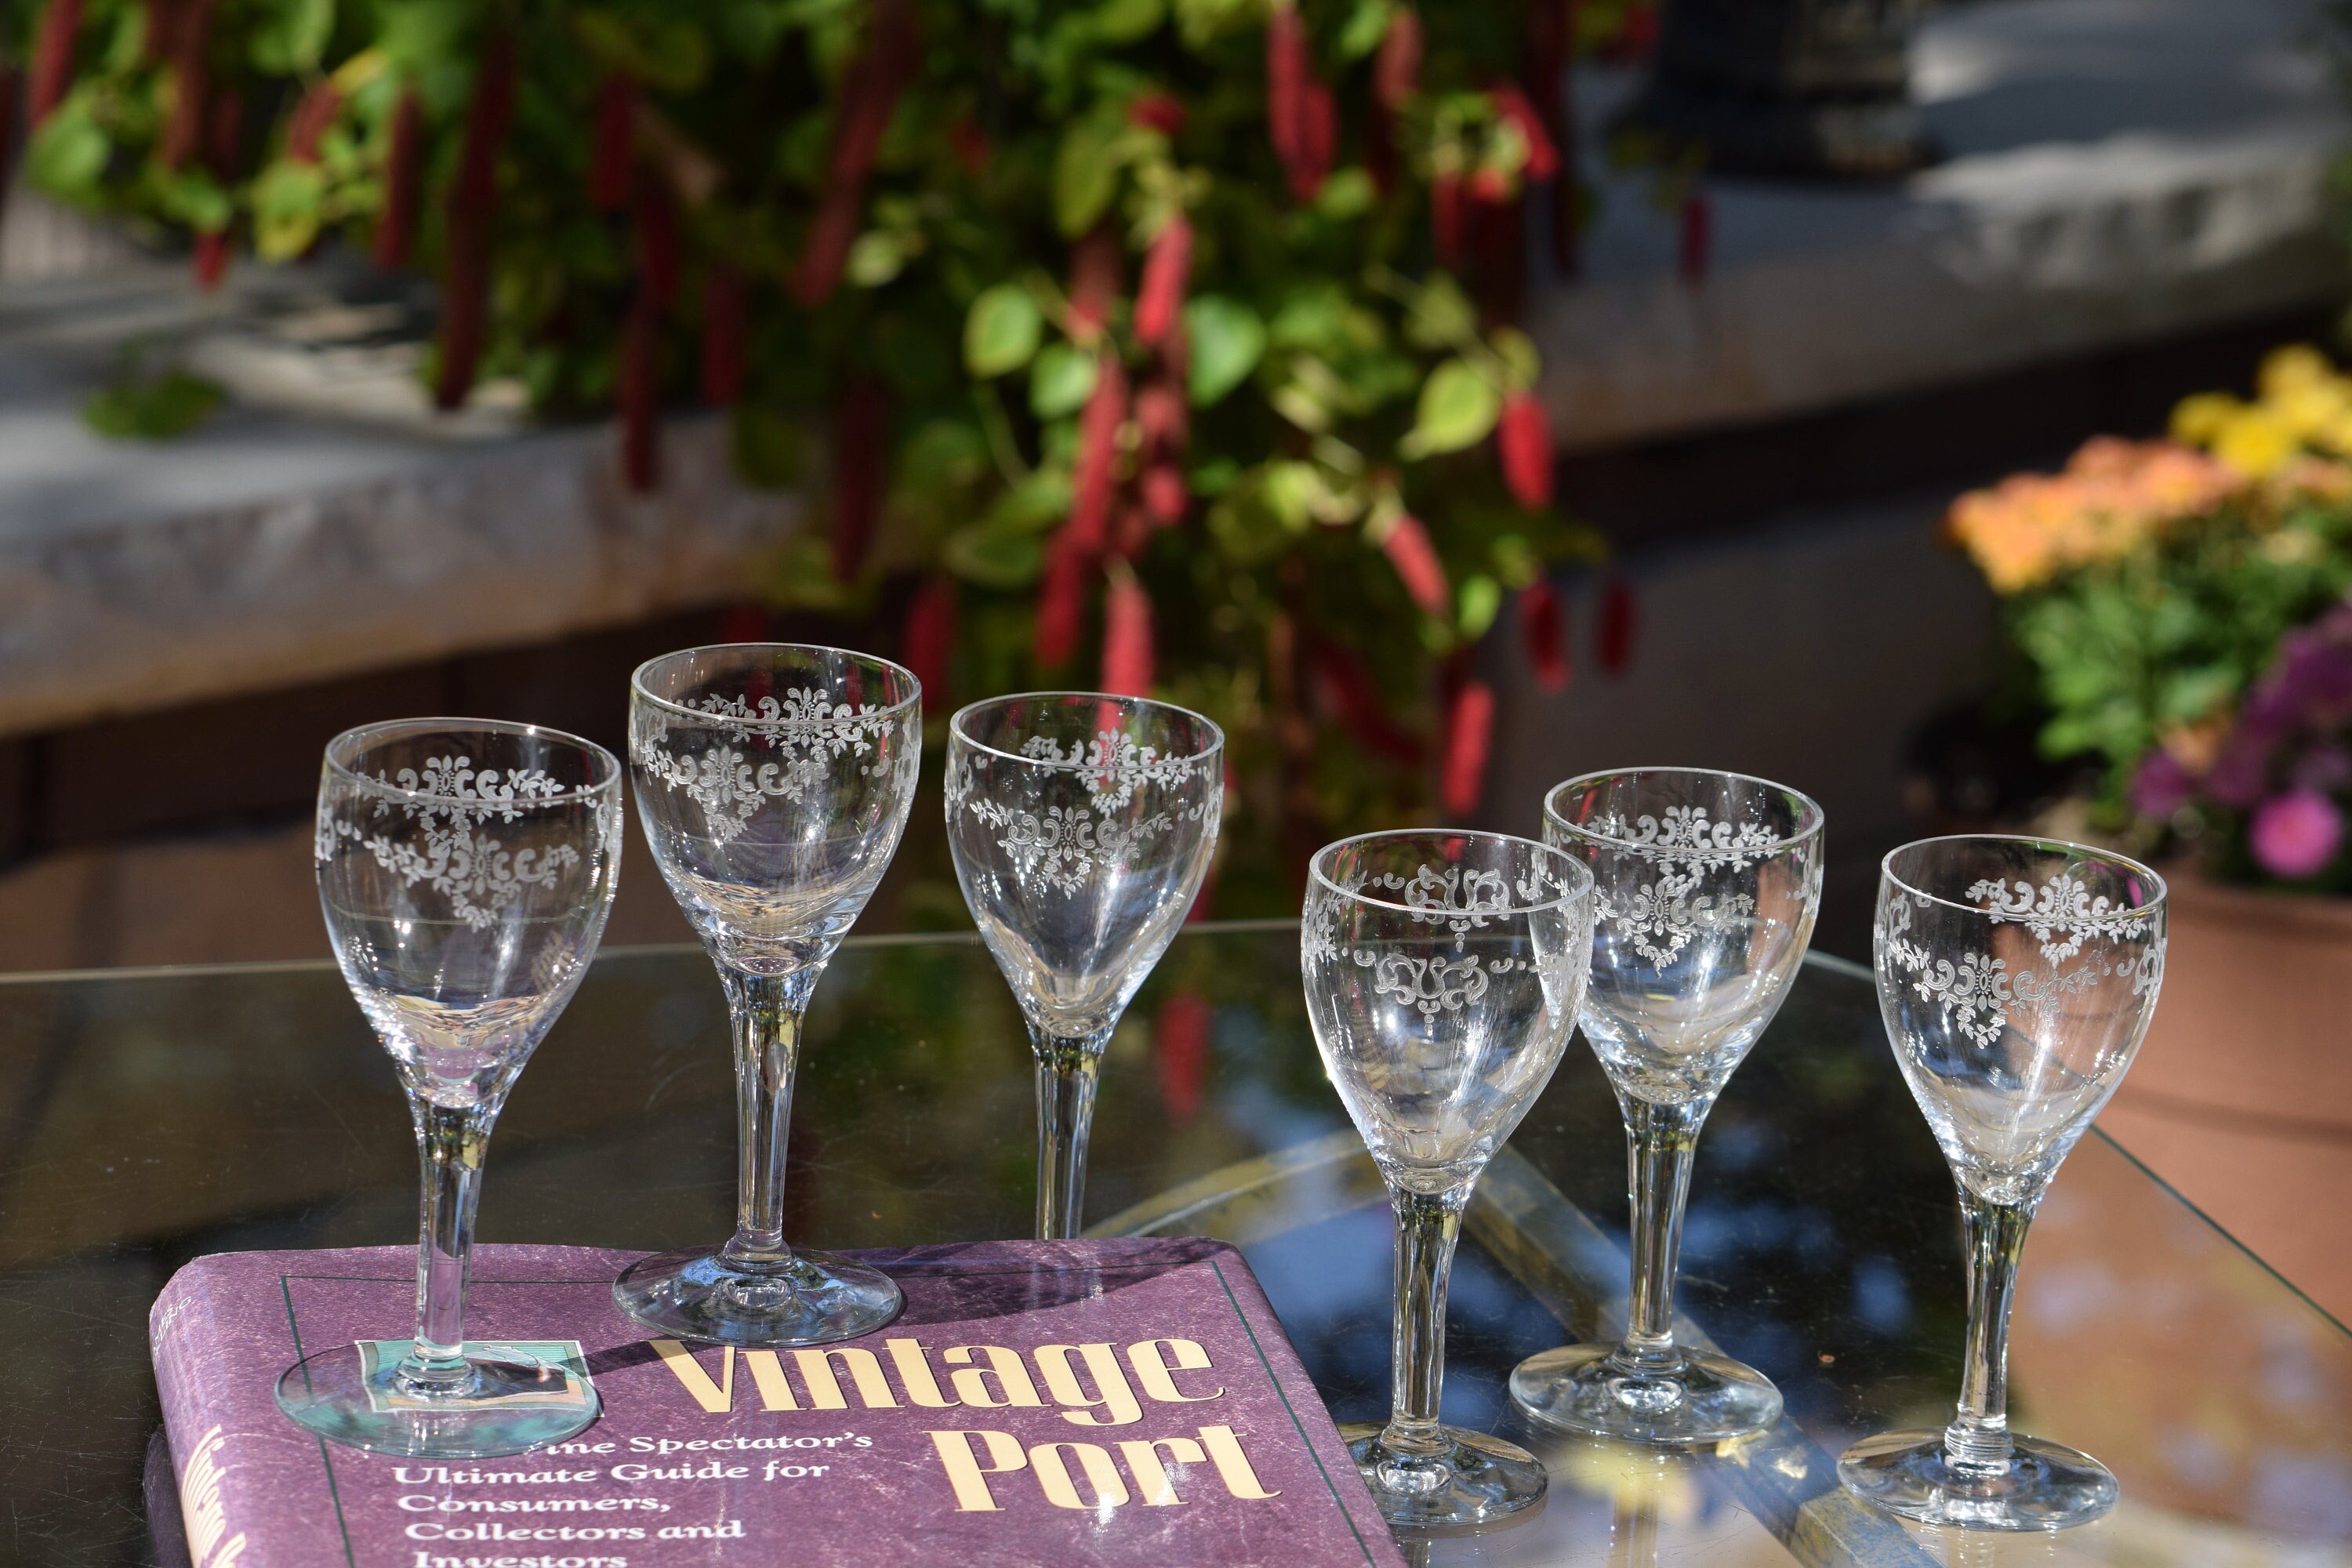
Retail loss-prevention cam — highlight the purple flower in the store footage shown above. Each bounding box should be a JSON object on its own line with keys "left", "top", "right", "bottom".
{"left": 2249, "top": 789, "right": 2344, "bottom": 880}
{"left": 2132, "top": 750, "right": 2195, "bottom": 819}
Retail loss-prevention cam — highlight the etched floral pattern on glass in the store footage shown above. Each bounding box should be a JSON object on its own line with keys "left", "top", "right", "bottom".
{"left": 1511, "top": 767, "right": 1824, "bottom": 1448}
{"left": 946, "top": 693, "right": 1222, "bottom": 1240}
{"left": 1303, "top": 829, "right": 1595, "bottom": 1530}
{"left": 1842, "top": 836, "right": 2166, "bottom": 1531}
{"left": 613, "top": 644, "right": 923, "bottom": 1348}
{"left": 281, "top": 719, "right": 622, "bottom": 1459}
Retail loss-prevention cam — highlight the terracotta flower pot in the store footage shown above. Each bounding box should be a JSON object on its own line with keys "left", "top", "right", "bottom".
{"left": 2099, "top": 866, "right": 2352, "bottom": 1322}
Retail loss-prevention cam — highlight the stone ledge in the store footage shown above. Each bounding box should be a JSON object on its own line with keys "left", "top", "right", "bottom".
{"left": 1537, "top": 0, "right": 2347, "bottom": 449}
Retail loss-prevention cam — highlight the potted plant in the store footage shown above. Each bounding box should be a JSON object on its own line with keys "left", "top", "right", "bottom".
{"left": 1946, "top": 343, "right": 2352, "bottom": 1316}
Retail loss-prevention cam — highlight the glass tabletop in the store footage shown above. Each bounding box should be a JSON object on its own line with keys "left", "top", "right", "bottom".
{"left": 0, "top": 922, "right": 2344, "bottom": 1567}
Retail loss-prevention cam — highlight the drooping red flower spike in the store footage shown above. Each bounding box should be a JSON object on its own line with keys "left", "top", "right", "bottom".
{"left": 1488, "top": 84, "right": 1561, "bottom": 181}
{"left": 1129, "top": 91, "right": 1186, "bottom": 136}
{"left": 831, "top": 377, "right": 890, "bottom": 581}
{"left": 1440, "top": 680, "right": 1497, "bottom": 815}
{"left": 1519, "top": 579, "right": 1570, "bottom": 691}
{"left": 1033, "top": 530, "right": 1092, "bottom": 670}
{"left": 433, "top": 29, "right": 517, "bottom": 411}
{"left": 1599, "top": 575, "right": 1638, "bottom": 674}
{"left": 1680, "top": 187, "right": 1713, "bottom": 287}
{"left": 1134, "top": 213, "right": 1192, "bottom": 349}
{"left": 792, "top": 0, "right": 919, "bottom": 307}
{"left": 699, "top": 263, "right": 746, "bottom": 406}
{"left": 1497, "top": 393, "right": 1555, "bottom": 510}
{"left": 618, "top": 290, "right": 660, "bottom": 492}
{"left": 1101, "top": 566, "right": 1156, "bottom": 697}
{"left": 374, "top": 89, "right": 424, "bottom": 269}
{"left": 1069, "top": 354, "right": 1130, "bottom": 553}
{"left": 902, "top": 575, "right": 957, "bottom": 703}
{"left": 1380, "top": 514, "right": 1450, "bottom": 617}
{"left": 590, "top": 74, "right": 636, "bottom": 213}
{"left": 285, "top": 81, "right": 340, "bottom": 164}
{"left": 1154, "top": 992, "right": 1212, "bottom": 1122}
{"left": 28, "top": 0, "right": 82, "bottom": 125}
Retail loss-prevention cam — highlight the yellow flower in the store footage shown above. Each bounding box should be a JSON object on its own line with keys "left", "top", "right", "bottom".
{"left": 2212, "top": 409, "right": 2297, "bottom": 477}
{"left": 2169, "top": 392, "right": 2241, "bottom": 446}
{"left": 2258, "top": 343, "right": 2333, "bottom": 400}
{"left": 2267, "top": 379, "right": 2349, "bottom": 441}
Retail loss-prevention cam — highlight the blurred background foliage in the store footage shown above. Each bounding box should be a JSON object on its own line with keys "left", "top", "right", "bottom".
{"left": 9, "top": 0, "right": 1667, "bottom": 912}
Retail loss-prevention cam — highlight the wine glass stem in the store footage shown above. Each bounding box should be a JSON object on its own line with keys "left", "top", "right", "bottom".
{"left": 1617, "top": 1094, "right": 1708, "bottom": 1369}
{"left": 401, "top": 1098, "right": 492, "bottom": 1391}
{"left": 720, "top": 967, "right": 817, "bottom": 1268}
{"left": 1382, "top": 1189, "right": 1467, "bottom": 1456}
{"left": 1032, "top": 1026, "right": 1112, "bottom": 1240}
{"left": 1946, "top": 1189, "right": 2035, "bottom": 1471}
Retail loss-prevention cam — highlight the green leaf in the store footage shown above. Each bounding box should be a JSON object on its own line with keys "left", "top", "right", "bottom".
{"left": 1401, "top": 359, "right": 1499, "bottom": 458}
{"left": 1338, "top": 0, "right": 1396, "bottom": 57}
{"left": 986, "top": 470, "right": 1076, "bottom": 533}
{"left": 1207, "top": 464, "right": 1312, "bottom": 564}
{"left": 898, "top": 420, "right": 991, "bottom": 494}
{"left": 1458, "top": 574, "right": 1501, "bottom": 638}
{"left": 1093, "top": 0, "right": 1167, "bottom": 45}
{"left": 846, "top": 230, "right": 907, "bottom": 288}
{"left": 1490, "top": 327, "right": 1539, "bottom": 392}
{"left": 83, "top": 371, "right": 224, "bottom": 441}
{"left": 26, "top": 107, "right": 109, "bottom": 198}
{"left": 252, "top": 162, "right": 325, "bottom": 262}
{"left": 1314, "top": 168, "right": 1376, "bottom": 220}
{"left": 1030, "top": 343, "right": 1098, "bottom": 419}
{"left": 575, "top": 11, "right": 712, "bottom": 93}
{"left": 1401, "top": 274, "right": 1477, "bottom": 352}
{"left": 1052, "top": 101, "right": 1147, "bottom": 237}
{"left": 944, "top": 524, "right": 1045, "bottom": 587}
{"left": 249, "top": 0, "right": 336, "bottom": 74}
{"left": 1184, "top": 296, "right": 1265, "bottom": 406}
{"left": 964, "top": 285, "right": 1044, "bottom": 378}
{"left": 731, "top": 406, "right": 808, "bottom": 490}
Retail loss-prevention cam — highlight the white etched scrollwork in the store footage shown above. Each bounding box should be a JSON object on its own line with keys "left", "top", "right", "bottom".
{"left": 1908, "top": 951, "right": 2014, "bottom": 1048}
{"left": 1377, "top": 864, "right": 1510, "bottom": 942}
{"left": 1878, "top": 873, "right": 2164, "bottom": 1048}
{"left": 955, "top": 729, "right": 1214, "bottom": 898}
{"left": 1964, "top": 873, "right": 2156, "bottom": 964}
{"left": 637, "top": 688, "right": 904, "bottom": 845}
{"left": 1361, "top": 953, "right": 1491, "bottom": 1018}
{"left": 1592, "top": 805, "right": 1777, "bottom": 871}
{"left": 318, "top": 754, "right": 584, "bottom": 929}
{"left": 1601, "top": 872, "right": 1755, "bottom": 968}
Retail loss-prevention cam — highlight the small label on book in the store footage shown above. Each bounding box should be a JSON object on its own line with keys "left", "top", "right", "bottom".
{"left": 356, "top": 1339, "right": 595, "bottom": 1414}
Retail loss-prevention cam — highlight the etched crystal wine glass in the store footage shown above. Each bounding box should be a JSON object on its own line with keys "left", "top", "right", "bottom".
{"left": 612, "top": 644, "right": 921, "bottom": 1345}
{"left": 945, "top": 693, "right": 1223, "bottom": 1239}
{"left": 1512, "top": 768, "right": 1824, "bottom": 1446}
{"left": 278, "top": 719, "right": 622, "bottom": 1457}
{"left": 1841, "top": 835, "right": 2166, "bottom": 1530}
{"left": 1304, "top": 829, "right": 1595, "bottom": 1528}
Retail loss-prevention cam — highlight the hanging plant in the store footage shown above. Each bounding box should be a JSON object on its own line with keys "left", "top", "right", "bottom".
{"left": 13, "top": 0, "right": 1659, "bottom": 909}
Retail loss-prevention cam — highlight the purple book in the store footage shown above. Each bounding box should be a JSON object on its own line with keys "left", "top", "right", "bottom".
{"left": 150, "top": 1238, "right": 1405, "bottom": 1568}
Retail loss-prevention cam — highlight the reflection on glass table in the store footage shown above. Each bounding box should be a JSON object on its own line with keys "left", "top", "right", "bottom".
{"left": 0, "top": 922, "right": 2344, "bottom": 1566}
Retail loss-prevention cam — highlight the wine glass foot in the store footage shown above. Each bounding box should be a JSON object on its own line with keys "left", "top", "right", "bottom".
{"left": 1508, "top": 1342, "right": 1781, "bottom": 1446}
{"left": 612, "top": 1248, "right": 903, "bottom": 1346}
{"left": 1337, "top": 1422, "right": 1548, "bottom": 1529}
{"left": 274, "top": 1342, "right": 600, "bottom": 1458}
{"left": 1838, "top": 1428, "right": 2118, "bottom": 1531}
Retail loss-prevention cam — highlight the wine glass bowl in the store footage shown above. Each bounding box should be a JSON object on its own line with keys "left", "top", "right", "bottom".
{"left": 612, "top": 644, "right": 922, "bottom": 1347}
{"left": 1512, "top": 768, "right": 1824, "bottom": 1447}
{"left": 1839, "top": 835, "right": 2166, "bottom": 1531}
{"left": 278, "top": 719, "right": 622, "bottom": 1458}
{"left": 946, "top": 692, "right": 1223, "bottom": 1239}
{"left": 1304, "top": 829, "right": 1595, "bottom": 1530}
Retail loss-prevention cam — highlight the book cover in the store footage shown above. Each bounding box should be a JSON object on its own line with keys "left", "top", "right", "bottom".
{"left": 150, "top": 1238, "right": 1404, "bottom": 1568}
